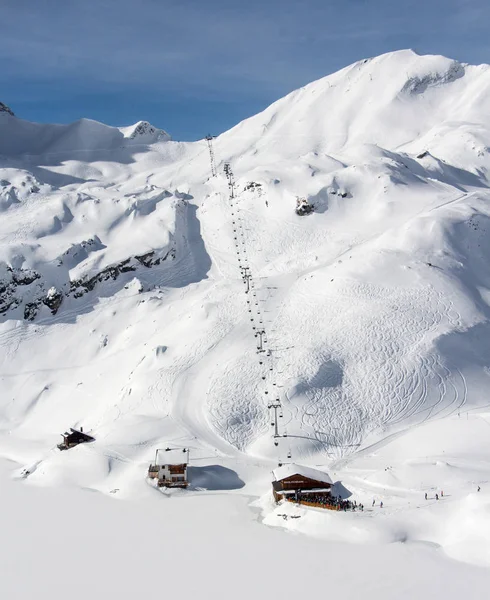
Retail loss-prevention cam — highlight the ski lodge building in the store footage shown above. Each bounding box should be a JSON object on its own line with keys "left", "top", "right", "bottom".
{"left": 57, "top": 427, "right": 95, "bottom": 451}
{"left": 148, "top": 448, "right": 189, "bottom": 488}
{"left": 272, "top": 463, "right": 333, "bottom": 503}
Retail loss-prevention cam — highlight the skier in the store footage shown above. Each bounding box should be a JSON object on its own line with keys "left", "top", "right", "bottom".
{"left": 424, "top": 492, "right": 427, "bottom": 500}
{"left": 441, "top": 490, "right": 444, "bottom": 497}
{"left": 478, "top": 486, "right": 481, "bottom": 492}
{"left": 372, "top": 499, "right": 375, "bottom": 507}
{"left": 435, "top": 493, "right": 439, "bottom": 500}
{"left": 380, "top": 501, "right": 383, "bottom": 508}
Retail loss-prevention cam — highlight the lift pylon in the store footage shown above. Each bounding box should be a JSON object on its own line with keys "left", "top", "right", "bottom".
{"left": 205, "top": 134, "right": 217, "bottom": 177}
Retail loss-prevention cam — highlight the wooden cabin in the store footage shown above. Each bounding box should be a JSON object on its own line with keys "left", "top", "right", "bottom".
{"left": 148, "top": 448, "right": 189, "bottom": 488}
{"left": 57, "top": 427, "right": 95, "bottom": 451}
{"left": 272, "top": 463, "right": 333, "bottom": 503}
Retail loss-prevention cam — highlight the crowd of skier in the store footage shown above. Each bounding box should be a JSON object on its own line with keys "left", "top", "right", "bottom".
{"left": 289, "top": 492, "right": 366, "bottom": 512}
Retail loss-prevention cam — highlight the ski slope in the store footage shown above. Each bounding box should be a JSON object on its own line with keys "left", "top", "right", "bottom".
{"left": 1, "top": 49, "right": 490, "bottom": 596}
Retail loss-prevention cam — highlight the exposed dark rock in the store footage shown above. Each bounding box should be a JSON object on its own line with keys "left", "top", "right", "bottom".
{"left": 244, "top": 181, "right": 262, "bottom": 191}
{"left": 24, "top": 302, "right": 39, "bottom": 321}
{"left": 70, "top": 258, "right": 136, "bottom": 298}
{"left": 12, "top": 270, "right": 40, "bottom": 286}
{"left": 135, "top": 249, "right": 172, "bottom": 268}
{"left": 0, "top": 298, "right": 18, "bottom": 314}
{"left": 43, "top": 288, "right": 63, "bottom": 314}
{"left": 1, "top": 246, "right": 175, "bottom": 320}
{"left": 0, "top": 102, "right": 14, "bottom": 117}
{"left": 295, "top": 197, "right": 314, "bottom": 216}
{"left": 130, "top": 121, "right": 157, "bottom": 138}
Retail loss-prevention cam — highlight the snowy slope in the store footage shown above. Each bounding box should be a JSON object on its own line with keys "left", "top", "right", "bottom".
{"left": 1, "top": 50, "right": 490, "bottom": 591}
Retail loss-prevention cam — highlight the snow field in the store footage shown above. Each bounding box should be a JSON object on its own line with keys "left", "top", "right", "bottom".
{"left": 1, "top": 50, "right": 490, "bottom": 596}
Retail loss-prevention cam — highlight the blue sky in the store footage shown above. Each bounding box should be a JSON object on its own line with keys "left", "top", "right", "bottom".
{"left": 2, "top": 0, "right": 490, "bottom": 140}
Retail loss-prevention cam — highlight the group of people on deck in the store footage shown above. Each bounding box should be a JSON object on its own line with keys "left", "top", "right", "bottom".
{"left": 291, "top": 492, "right": 366, "bottom": 512}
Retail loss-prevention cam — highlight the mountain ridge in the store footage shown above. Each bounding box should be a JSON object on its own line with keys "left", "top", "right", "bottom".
{"left": 0, "top": 48, "right": 489, "bottom": 473}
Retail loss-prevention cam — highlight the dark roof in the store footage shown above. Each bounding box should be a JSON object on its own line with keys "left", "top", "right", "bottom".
{"left": 66, "top": 428, "right": 95, "bottom": 442}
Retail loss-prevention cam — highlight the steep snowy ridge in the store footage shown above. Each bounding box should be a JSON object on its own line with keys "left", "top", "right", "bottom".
{"left": 1, "top": 53, "right": 490, "bottom": 573}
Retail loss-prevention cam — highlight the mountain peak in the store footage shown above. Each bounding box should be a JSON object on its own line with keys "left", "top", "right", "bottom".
{"left": 0, "top": 102, "right": 14, "bottom": 117}
{"left": 121, "top": 120, "right": 171, "bottom": 142}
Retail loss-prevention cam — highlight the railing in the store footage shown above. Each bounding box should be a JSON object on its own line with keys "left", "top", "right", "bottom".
{"left": 285, "top": 498, "right": 340, "bottom": 511}
{"left": 157, "top": 480, "right": 189, "bottom": 488}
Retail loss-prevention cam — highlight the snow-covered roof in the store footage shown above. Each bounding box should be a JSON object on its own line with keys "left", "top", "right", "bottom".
{"left": 272, "top": 463, "right": 333, "bottom": 486}
{"left": 156, "top": 448, "right": 188, "bottom": 466}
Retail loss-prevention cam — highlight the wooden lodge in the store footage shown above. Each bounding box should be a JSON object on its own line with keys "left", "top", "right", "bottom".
{"left": 272, "top": 463, "right": 333, "bottom": 505}
{"left": 57, "top": 427, "right": 95, "bottom": 451}
{"left": 148, "top": 447, "right": 189, "bottom": 488}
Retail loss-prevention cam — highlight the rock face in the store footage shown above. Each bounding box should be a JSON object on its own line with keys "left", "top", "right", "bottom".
{"left": 0, "top": 102, "right": 14, "bottom": 117}
{"left": 1, "top": 248, "right": 176, "bottom": 321}
{"left": 43, "top": 287, "right": 63, "bottom": 314}
{"left": 295, "top": 197, "right": 314, "bottom": 216}
{"left": 69, "top": 250, "right": 173, "bottom": 299}
{"left": 130, "top": 121, "right": 158, "bottom": 138}
{"left": 124, "top": 120, "right": 171, "bottom": 141}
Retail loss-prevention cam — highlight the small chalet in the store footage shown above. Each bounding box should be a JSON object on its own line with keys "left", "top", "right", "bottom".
{"left": 58, "top": 427, "right": 95, "bottom": 451}
{"left": 272, "top": 463, "right": 333, "bottom": 503}
{"left": 148, "top": 447, "right": 189, "bottom": 488}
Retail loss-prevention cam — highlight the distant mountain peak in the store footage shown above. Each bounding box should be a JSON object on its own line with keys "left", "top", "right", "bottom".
{"left": 0, "top": 102, "right": 14, "bottom": 117}
{"left": 122, "top": 120, "right": 171, "bottom": 142}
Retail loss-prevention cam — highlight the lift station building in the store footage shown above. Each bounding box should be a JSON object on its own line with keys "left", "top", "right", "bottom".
{"left": 148, "top": 447, "right": 190, "bottom": 488}
{"left": 272, "top": 463, "right": 333, "bottom": 502}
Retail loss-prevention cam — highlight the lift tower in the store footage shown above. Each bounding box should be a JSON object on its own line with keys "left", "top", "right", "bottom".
{"left": 205, "top": 134, "right": 217, "bottom": 177}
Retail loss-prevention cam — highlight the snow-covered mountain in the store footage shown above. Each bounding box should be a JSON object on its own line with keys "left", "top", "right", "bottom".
{"left": 2, "top": 51, "right": 490, "bottom": 593}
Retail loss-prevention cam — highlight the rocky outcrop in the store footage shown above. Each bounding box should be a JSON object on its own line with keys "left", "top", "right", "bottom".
{"left": 70, "top": 249, "right": 174, "bottom": 298}
{"left": 0, "top": 267, "right": 41, "bottom": 316}
{"left": 125, "top": 121, "right": 171, "bottom": 141}
{"left": 0, "top": 102, "right": 14, "bottom": 117}
{"left": 43, "top": 287, "right": 63, "bottom": 314}
{"left": 70, "top": 258, "right": 137, "bottom": 298}
{"left": 295, "top": 197, "right": 314, "bottom": 216}
{"left": 0, "top": 244, "right": 175, "bottom": 321}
